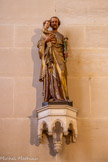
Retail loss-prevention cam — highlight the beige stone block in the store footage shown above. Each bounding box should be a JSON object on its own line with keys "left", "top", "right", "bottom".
{"left": 56, "top": 0, "right": 89, "bottom": 25}
{"left": 14, "top": 25, "right": 45, "bottom": 48}
{"left": 56, "top": 0, "right": 108, "bottom": 25}
{"left": 67, "top": 49, "right": 108, "bottom": 77}
{"left": 60, "top": 26, "right": 85, "bottom": 48}
{"left": 0, "top": 0, "right": 55, "bottom": 24}
{"left": 90, "top": 78, "right": 108, "bottom": 118}
{"left": 0, "top": 118, "right": 56, "bottom": 162}
{"left": 0, "top": 118, "right": 31, "bottom": 156}
{"left": 57, "top": 118, "right": 108, "bottom": 162}
{"left": 68, "top": 77, "right": 90, "bottom": 118}
{"left": 85, "top": 26, "right": 108, "bottom": 48}
{"left": 87, "top": 0, "right": 108, "bottom": 25}
{"left": 14, "top": 78, "right": 36, "bottom": 118}
{"left": 0, "top": 25, "right": 13, "bottom": 47}
{"left": 0, "top": 48, "right": 41, "bottom": 77}
{"left": 0, "top": 78, "right": 13, "bottom": 117}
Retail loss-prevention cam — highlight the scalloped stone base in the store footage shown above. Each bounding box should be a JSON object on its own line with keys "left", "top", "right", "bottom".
{"left": 36, "top": 104, "right": 78, "bottom": 153}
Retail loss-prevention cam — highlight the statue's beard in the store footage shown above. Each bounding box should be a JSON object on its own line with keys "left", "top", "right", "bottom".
{"left": 51, "top": 25, "right": 58, "bottom": 30}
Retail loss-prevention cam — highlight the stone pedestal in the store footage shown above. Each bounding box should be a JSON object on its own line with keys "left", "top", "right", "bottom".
{"left": 36, "top": 103, "right": 78, "bottom": 153}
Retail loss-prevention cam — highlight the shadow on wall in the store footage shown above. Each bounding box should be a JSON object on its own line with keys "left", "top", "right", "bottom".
{"left": 29, "top": 28, "right": 42, "bottom": 148}
{"left": 31, "top": 28, "right": 43, "bottom": 110}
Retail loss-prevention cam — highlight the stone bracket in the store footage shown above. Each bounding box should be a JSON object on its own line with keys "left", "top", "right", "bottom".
{"left": 36, "top": 104, "right": 78, "bottom": 153}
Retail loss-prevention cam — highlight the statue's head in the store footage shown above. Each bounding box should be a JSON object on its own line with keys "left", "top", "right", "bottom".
{"left": 43, "top": 20, "right": 50, "bottom": 29}
{"left": 50, "top": 16, "right": 61, "bottom": 30}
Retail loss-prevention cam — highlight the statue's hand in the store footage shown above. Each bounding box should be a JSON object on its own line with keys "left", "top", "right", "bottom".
{"left": 64, "top": 52, "right": 68, "bottom": 58}
{"left": 51, "top": 40, "right": 56, "bottom": 44}
{"left": 45, "top": 34, "right": 55, "bottom": 43}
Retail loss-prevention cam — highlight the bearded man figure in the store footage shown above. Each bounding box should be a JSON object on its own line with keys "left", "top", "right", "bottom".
{"left": 37, "top": 16, "right": 69, "bottom": 102}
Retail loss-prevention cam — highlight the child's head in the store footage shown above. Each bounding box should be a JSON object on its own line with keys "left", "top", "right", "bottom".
{"left": 43, "top": 20, "right": 50, "bottom": 29}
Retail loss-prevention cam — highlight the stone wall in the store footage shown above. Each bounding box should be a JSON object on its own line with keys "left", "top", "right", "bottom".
{"left": 0, "top": 0, "right": 108, "bottom": 161}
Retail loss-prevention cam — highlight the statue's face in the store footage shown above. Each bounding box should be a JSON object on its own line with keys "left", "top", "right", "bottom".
{"left": 44, "top": 21, "right": 50, "bottom": 29}
{"left": 50, "top": 18, "right": 59, "bottom": 30}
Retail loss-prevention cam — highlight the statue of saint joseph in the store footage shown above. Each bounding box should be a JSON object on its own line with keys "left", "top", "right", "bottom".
{"left": 37, "top": 16, "right": 69, "bottom": 102}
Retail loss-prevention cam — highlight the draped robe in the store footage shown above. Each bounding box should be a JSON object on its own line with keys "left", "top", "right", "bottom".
{"left": 37, "top": 31, "right": 69, "bottom": 102}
